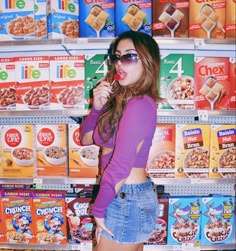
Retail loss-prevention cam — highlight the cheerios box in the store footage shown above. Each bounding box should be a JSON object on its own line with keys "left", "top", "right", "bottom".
{"left": 35, "top": 124, "right": 67, "bottom": 177}
{"left": 228, "top": 58, "right": 236, "bottom": 110}
{"left": 0, "top": 0, "right": 34, "bottom": 40}
{"left": 1, "top": 124, "right": 35, "bottom": 178}
{"left": 79, "top": 0, "right": 115, "bottom": 38}
{"left": 158, "top": 53, "right": 194, "bottom": 110}
{"left": 209, "top": 124, "right": 236, "bottom": 179}
{"left": 116, "top": 0, "right": 152, "bottom": 36}
{"left": 34, "top": 0, "right": 48, "bottom": 39}
{"left": 175, "top": 124, "right": 211, "bottom": 179}
{"left": 167, "top": 196, "right": 202, "bottom": 245}
{"left": 68, "top": 124, "right": 99, "bottom": 178}
{"left": 226, "top": 0, "right": 236, "bottom": 39}
{"left": 200, "top": 195, "right": 235, "bottom": 245}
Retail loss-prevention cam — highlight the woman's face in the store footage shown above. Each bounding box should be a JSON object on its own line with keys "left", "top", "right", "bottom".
{"left": 114, "top": 38, "right": 144, "bottom": 87}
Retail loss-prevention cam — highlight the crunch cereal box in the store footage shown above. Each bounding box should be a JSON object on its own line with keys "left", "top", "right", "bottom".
{"left": 0, "top": 191, "right": 6, "bottom": 243}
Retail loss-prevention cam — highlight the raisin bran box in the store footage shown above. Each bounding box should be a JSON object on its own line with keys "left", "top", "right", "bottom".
{"left": 228, "top": 58, "right": 236, "bottom": 110}
{"left": 225, "top": 0, "right": 236, "bottom": 39}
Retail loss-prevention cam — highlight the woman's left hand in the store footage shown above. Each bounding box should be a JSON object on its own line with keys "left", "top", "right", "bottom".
{"left": 95, "top": 217, "right": 114, "bottom": 244}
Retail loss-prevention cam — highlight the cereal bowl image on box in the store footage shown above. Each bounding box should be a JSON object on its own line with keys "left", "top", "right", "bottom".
{"left": 44, "top": 146, "right": 66, "bottom": 165}
{"left": 218, "top": 147, "right": 236, "bottom": 169}
{"left": 184, "top": 147, "right": 209, "bottom": 169}
{"left": 79, "top": 145, "right": 99, "bottom": 167}
{"left": 11, "top": 147, "right": 34, "bottom": 167}
{"left": 149, "top": 150, "right": 175, "bottom": 170}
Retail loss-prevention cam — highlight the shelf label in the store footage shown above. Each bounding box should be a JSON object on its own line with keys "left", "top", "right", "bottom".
{"left": 80, "top": 243, "right": 92, "bottom": 251}
{"left": 71, "top": 244, "right": 80, "bottom": 250}
{"left": 197, "top": 110, "right": 209, "bottom": 121}
{"left": 182, "top": 241, "right": 200, "bottom": 251}
{"left": 33, "top": 178, "right": 43, "bottom": 189}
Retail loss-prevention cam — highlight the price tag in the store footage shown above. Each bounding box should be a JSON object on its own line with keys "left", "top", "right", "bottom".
{"left": 80, "top": 243, "right": 92, "bottom": 251}
{"left": 182, "top": 241, "right": 200, "bottom": 251}
{"left": 71, "top": 244, "right": 80, "bottom": 250}
{"left": 198, "top": 110, "right": 209, "bottom": 121}
{"left": 33, "top": 178, "right": 43, "bottom": 189}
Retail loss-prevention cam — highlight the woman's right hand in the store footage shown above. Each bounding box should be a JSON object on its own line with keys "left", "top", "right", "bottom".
{"left": 93, "top": 81, "right": 113, "bottom": 110}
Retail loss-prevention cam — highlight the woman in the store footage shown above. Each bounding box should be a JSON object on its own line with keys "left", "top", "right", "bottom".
{"left": 80, "top": 31, "right": 161, "bottom": 251}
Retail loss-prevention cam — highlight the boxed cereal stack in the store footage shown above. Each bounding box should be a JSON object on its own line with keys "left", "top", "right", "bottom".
{"left": 225, "top": 0, "right": 236, "bottom": 39}
{"left": 34, "top": 0, "right": 48, "bottom": 39}
{"left": 228, "top": 58, "right": 236, "bottom": 110}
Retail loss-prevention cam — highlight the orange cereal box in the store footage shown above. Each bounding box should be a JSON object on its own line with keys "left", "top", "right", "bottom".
{"left": 33, "top": 190, "right": 67, "bottom": 245}
{"left": 189, "top": 0, "right": 226, "bottom": 39}
{"left": 35, "top": 124, "right": 67, "bottom": 177}
{"left": 1, "top": 125, "right": 35, "bottom": 178}
{"left": 209, "top": 124, "right": 236, "bottom": 178}
{"left": 228, "top": 58, "right": 236, "bottom": 110}
{"left": 1, "top": 190, "right": 35, "bottom": 244}
{"left": 0, "top": 191, "right": 6, "bottom": 243}
{"left": 225, "top": 0, "right": 236, "bottom": 39}
{"left": 175, "top": 124, "right": 211, "bottom": 178}
{"left": 68, "top": 124, "right": 99, "bottom": 178}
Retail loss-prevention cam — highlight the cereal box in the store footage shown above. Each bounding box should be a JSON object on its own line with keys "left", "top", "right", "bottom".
{"left": 209, "top": 124, "right": 236, "bottom": 178}
{"left": 79, "top": 0, "right": 115, "bottom": 38}
{"left": 0, "top": 58, "right": 16, "bottom": 110}
{"left": 1, "top": 190, "right": 35, "bottom": 244}
{"left": 35, "top": 124, "right": 67, "bottom": 177}
{"left": 228, "top": 58, "right": 236, "bottom": 110}
{"left": 15, "top": 56, "right": 50, "bottom": 110}
{"left": 49, "top": 55, "right": 85, "bottom": 109}
{"left": 158, "top": 53, "right": 194, "bottom": 110}
{"left": 0, "top": 191, "right": 6, "bottom": 243}
{"left": 68, "top": 124, "right": 99, "bottom": 178}
{"left": 189, "top": 0, "right": 226, "bottom": 39}
{"left": 84, "top": 54, "right": 108, "bottom": 109}
{"left": 225, "top": 0, "right": 236, "bottom": 39}
{"left": 194, "top": 57, "right": 229, "bottom": 110}
{"left": 1, "top": 124, "right": 35, "bottom": 178}
{"left": 175, "top": 124, "right": 211, "bottom": 178}
{"left": 33, "top": 190, "right": 67, "bottom": 245}
{"left": 47, "top": 0, "right": 79, "bottom": 40}
{"left": 116, "top": 0, "right": 152, "bottom": 36}
{"left": 0, "top": 0, "right": 34, "bottom": 40}
{"left": 152, "top": 0, "right": 189, "bottom": 38}
{"left": 200, "top": 195, "right": 235, "bottom": 245}
{"left": 167, "top": 196, "right": 201, "bottom": 245}
{"left": 34, "top": 0, "right": 48, "bottom": 39}
{"left": 147, "top": 124, "right": 176, "bottom": 178}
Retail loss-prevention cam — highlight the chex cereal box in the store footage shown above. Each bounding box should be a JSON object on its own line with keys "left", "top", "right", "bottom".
{"left": 175, "top": 124, "right": 211, "bottom": 178}
{"left": 1, "top": 124, "right": 35, "bottom": 178}
{"left": 116, "top": 0, "right": 152, "bottom": 36}
{"left": 152, "top": 0, "right": 189, "bottom": 38}
{"left": 0, "top": 58, "right": 16, "bottom": 110}
{"left": 33, "top": 190, "right": 67, "bottom": 245}
{"left": 47, "top": 0, "right": 79, "bottom": 40}
{"left": 79, "top": 0, "right": 115, "bottom": 38}
{"left": 167, "top": 196, "right": 201, "bottom": 245}
{"left": 0, "top": 192, "right": 6, "bottom": 243}
{"left": 158, "top": 53, "right": 194, "bottom": 110}
{"left": 0, "top": 0, "right": 34, "bottom": 40}
{"left": 15, "top": 56, "right": 50, "bottom": 110}
{"left": 34, "top": 0, "right": 48, "bottom": 39}
{"left": 225, "top": 0, "right": 236, "bottom": 39}
{"left": 35, "top": 124, "right": 67, "bottom": 177}
{"left": 68, "top": 124, "right": 99, "bottom": 178}
{"left": 1, "top": 190, "right": 35, "bottom": 244}
{"left": 49, "top": 55, "right": 85, "bottom": 109}
{"left": 194, "top": 57, "right": 229, "bottom": 110}
{"left": 209, "top": 124, "right": 236, "bottom": 178}
{"left": 200, "top": 195, "right": 235, "bottom": 245}
{"left": 189, "top": 0, "right": 226, "bottom": 39}
{"left": 147, "top": 123, "right": 176, "bottom": 178}
{"left": 85, "top": 54, "right": 108, "bottom": 109}
{"left": 228, "top": 58, "right": 236, "bottom": 110}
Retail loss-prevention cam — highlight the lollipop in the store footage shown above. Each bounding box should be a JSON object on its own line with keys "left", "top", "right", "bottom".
{"left": 110, "top": 74, "right": 121, "bottom": 86}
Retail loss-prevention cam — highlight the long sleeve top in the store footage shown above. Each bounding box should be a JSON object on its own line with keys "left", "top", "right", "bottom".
{"left": 80, "top": 95, "right": 157, "bottom": 218}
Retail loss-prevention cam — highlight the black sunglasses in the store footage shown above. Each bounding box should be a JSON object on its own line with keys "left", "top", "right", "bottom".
{"left": 108, "top": 53, "right": 140, "bottom": 65}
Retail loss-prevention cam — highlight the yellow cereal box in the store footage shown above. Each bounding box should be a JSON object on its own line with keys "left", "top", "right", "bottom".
{"left": 175, "top": 124, "right": 211, "bottom": 178}
{"left": 68, "top": 124, "right": 99, "bottom": 178}
{"left": 1, "top": 125, "right": 35, "bottom": 178}
{"left": 209, "top": 124, "right": 236, "bottom": 178}
{"left": 35, "top": 124, "right": 67, "bottom": 177}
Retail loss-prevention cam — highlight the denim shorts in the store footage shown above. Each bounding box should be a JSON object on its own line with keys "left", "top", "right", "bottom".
{"left": 101, "top": 177, "right": 158, "bottom": 244}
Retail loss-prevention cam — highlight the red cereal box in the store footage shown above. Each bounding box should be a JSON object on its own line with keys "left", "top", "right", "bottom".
{"left": 225, "top": 0, "right": 236, "bottom": 39}
{"left": 228, "top": 58, "right": 236, "bottom": 110}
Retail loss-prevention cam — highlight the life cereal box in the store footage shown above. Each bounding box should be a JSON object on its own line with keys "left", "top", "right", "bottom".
{"left": 33, "top": 190, "right": 67, "bottom": 245}
{"left": 49, "top": 55, "right": 85, "bottom": 110}
{"left": 175, "top": 124, "right": 211, "bottom": 179}
{"left": 167, "top": 196, "right": 201, "bottom": 245}
{"left": 194, "top": 56, "right": 229, "bottom": 110}
{"left": 147, "top": 123, "right": 176, "bottom": 178}
{"left": 35, "top": 124, "right": 67, "bottom": 177}
{"left": 189, "top": 0, "right": 226, "bottom": 39}
{"left": 15, "top": 56, "right": 50, "bottom": 110}
{"left": 0, "top": 58, "right": 16, "bottom": 110}
{"left": 34, "top": 0, "right": 48, "bottom": 39}
{"left": 225, "top": 0, "right": 236, "bottom": 39}
{"left": 0, "top": 0, "right": 34, "bottom": 40}
{"left": 68, "top": 124, "right": 99, "bottom": 178}
{"left": 1, "top": 190, "right": 35, "bottom": 244}
{"left": 152, "top": 0, "right": 189, "bottom": 38}
{"left": 79, "top": 0, "right": 115, "bottom": 38}
{"left": 228, "top": 58, "right": 236, "bottom": 110}
{"left": 1, "top": 124, "right": 35, "bottom": 178}
{"left": 209, "top": 124, "right": 236, "bottom": 179}
{"left": 116, "top": 0, "right": 152, "bottom": 36}
{"left": 200, "top": 195, "right": 235, "bottom": 245}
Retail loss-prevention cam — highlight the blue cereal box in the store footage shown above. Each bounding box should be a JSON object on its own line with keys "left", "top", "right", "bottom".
{"left": 115, "top": 0, "right": 152, "bottom": 36}
{"left": 79, "top": 0, "right": 115, "bottom": 38}
{"left": 200, "top": 195, "right": 235, "bottom": 245}
{"left": 34, "top": 0, "right": 48, "bottom": 39}
{"left": 167, "top": 196, "right": 201, "bottom": 245}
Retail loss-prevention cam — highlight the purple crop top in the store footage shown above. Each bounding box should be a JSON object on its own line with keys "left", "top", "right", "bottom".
{"left": 80, "top": 95, "right": 157, "bottom": 218}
